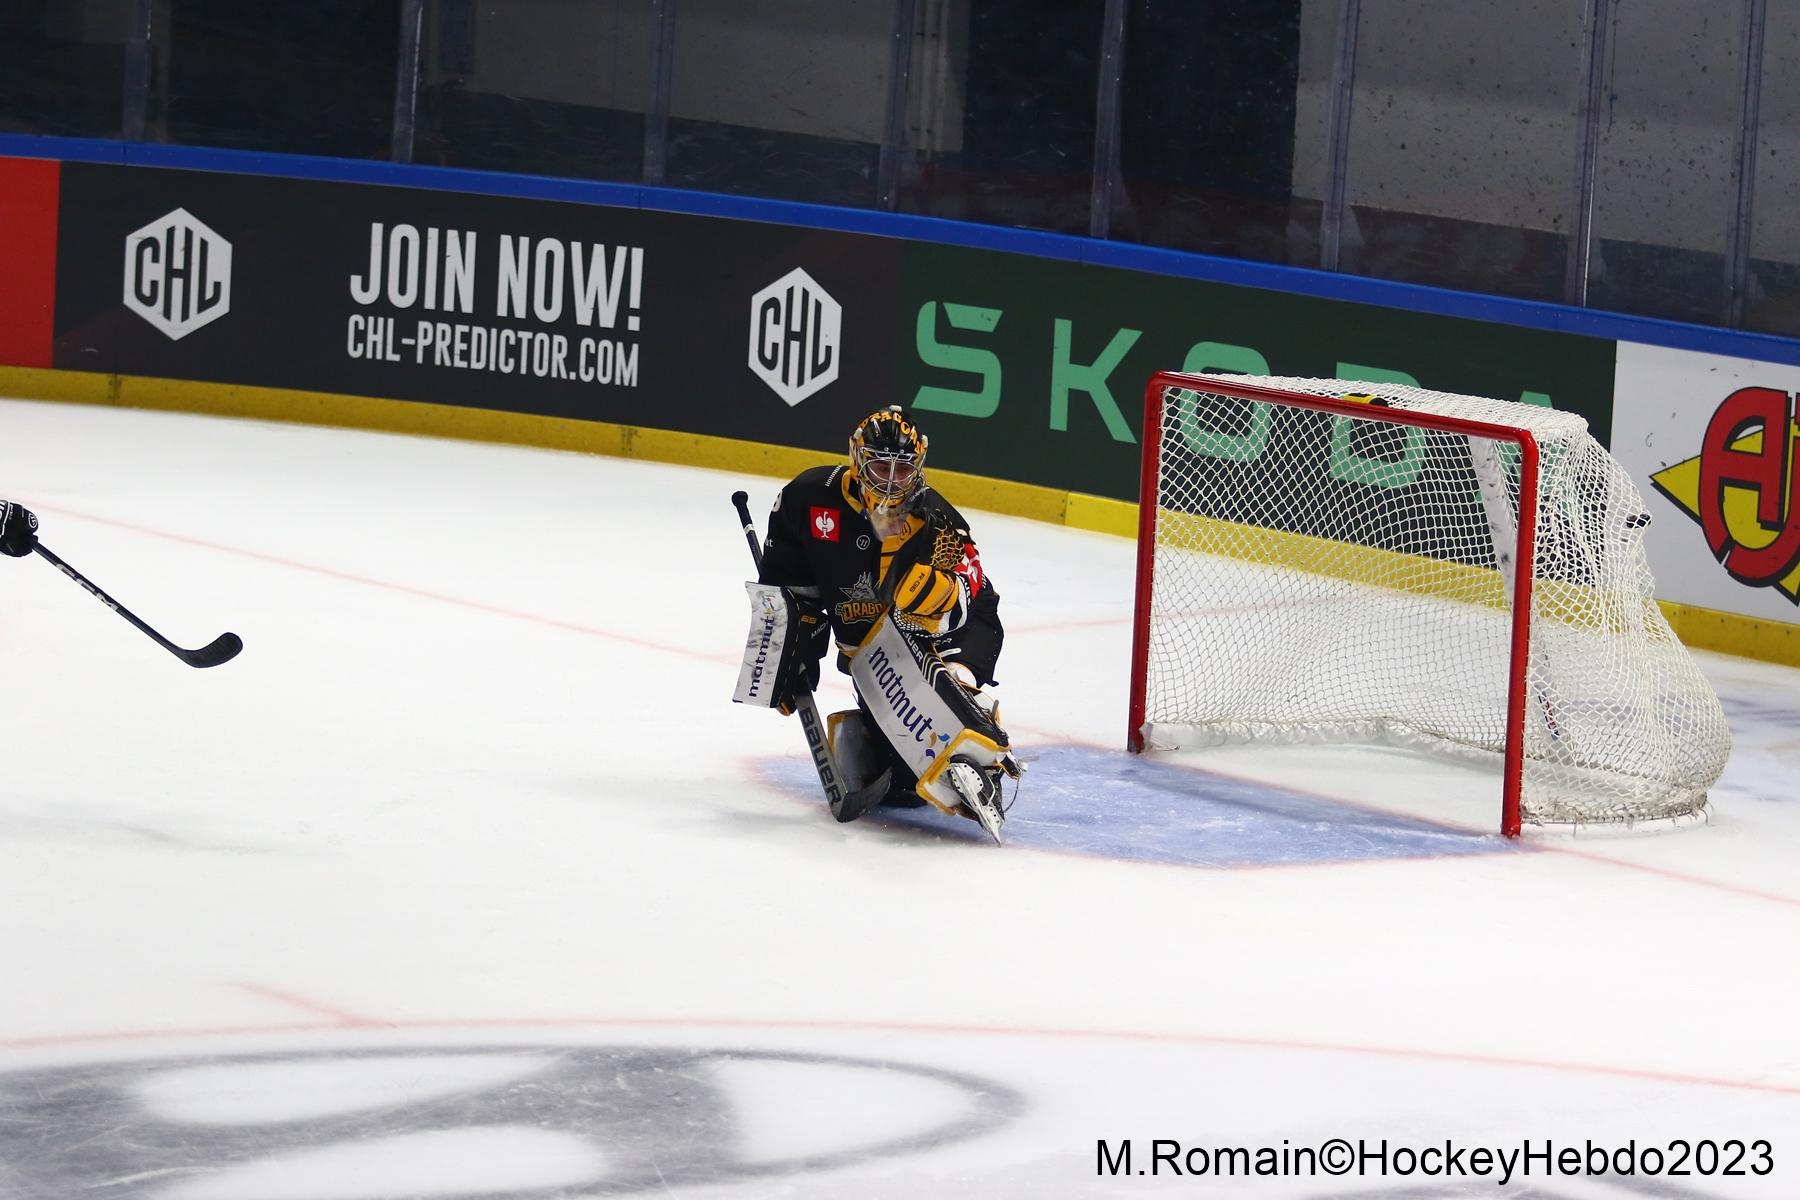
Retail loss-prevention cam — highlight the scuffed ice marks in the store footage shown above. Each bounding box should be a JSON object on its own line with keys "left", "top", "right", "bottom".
{"left": 0, "top": 1043, "right": 1021, "bottom": 1198}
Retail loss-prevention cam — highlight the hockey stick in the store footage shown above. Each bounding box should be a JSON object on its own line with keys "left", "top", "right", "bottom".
{"left": 731, "top": 491, "right": 890, "bottom": 822}
{"left": 34, "top": 543, "right": 243, "bottom": 668}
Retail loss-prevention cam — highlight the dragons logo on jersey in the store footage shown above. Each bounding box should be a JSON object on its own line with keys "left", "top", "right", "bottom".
{"left": 837, "top": 570, "right": 886, "bottom": 624}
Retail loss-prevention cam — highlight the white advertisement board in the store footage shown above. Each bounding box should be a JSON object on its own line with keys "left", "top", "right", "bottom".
{"left": 1612, "top": 341, "right": 1800, "bottom": 624}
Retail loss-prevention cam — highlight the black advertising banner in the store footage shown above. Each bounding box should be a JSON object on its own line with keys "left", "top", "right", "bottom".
{"left": 52, "top": 162, "right": 905, "bottom": 453}
{"left": 896, "top": 243, "right": 1618, "bottom": 500}
{"left": 52, "top": 159, "right": 1618, "bottom": 506}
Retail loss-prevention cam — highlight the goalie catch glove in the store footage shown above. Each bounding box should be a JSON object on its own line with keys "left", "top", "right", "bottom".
{"left": 890, "top": 561, "right": 959, "bottom": 624}
{"left": 0, "top": 502, "right": 38, "bottom": 557}
{"left": 882, "top": 508, "right": 968, "bottom": 633}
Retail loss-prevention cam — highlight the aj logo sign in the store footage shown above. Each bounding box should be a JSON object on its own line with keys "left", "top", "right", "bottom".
{"left": 1652, "top": 385, "right": 1800, "bottom": 603}
{"left": 123, "top": 208, "right": 233, "bottom": 340}
{"left": 749, "top": 267, "right": 840, "bottom": 406}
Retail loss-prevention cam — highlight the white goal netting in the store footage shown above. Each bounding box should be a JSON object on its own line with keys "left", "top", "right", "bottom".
{"left": 1134, "top": 373, "right": 1731, "bottom": 830}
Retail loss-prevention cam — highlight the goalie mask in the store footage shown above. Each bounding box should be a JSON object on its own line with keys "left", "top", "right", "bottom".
{"left": 849, "top": 405, "right": 928, "bottom": 513}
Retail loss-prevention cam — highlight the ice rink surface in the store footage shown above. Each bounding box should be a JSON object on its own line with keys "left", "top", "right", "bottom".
{"left": 2, "top": 396, "right": 1796, "bottom": 1198}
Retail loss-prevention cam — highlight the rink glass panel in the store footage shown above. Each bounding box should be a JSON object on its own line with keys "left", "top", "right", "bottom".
{"left": 157, "top": 1, "right": 402, "bottom": 159}
{"left": 0, "top": 0, "right": 1794, "bottom": 340}
{"left": 412, "top": 0, "right": 651, "bottom": 182}
{"left": 1583, "top": 0, "right": 1750, "bottom": 327}
{"left": 892, "top": 0, "right": 1102, "bottom": 235}
{"left": 662, "top": 0, "right": 889, "bottom": 206}
{"left": 1108, "top": 1, "right": 1327, "bottom": 268}
{"left": 0, "top": 2, "right": 129, "bottom": 139}
{"left": 1745, "top": 1, "right": 1800, "bottom": 339}
{"left": 1335, "top": 0, "right": 1584, "bottom": 304}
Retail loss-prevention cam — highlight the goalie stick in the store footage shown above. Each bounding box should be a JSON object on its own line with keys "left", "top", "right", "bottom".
{"left": 731, "top": 490, "right": 891, "bottom": 822}
{"left": 34, "top": 543, "right": 243, "bottom": 669}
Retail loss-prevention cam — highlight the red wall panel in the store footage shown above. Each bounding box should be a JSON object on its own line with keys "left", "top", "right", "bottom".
{"left": 0, "top": 157, "right": 60, "bottom": 368}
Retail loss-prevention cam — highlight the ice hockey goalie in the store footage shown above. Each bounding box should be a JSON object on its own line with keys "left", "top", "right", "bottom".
{"left": 732, "top": 406, "right": 1021, "bottom": 843}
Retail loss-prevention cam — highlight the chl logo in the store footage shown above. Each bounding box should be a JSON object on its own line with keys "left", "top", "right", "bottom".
{"left": 1652, "top": 385, "right": 1800, "bottom": 602}
{"left": 749, "top": 267, "right": 840, "bottom": 406}
{"left": 123, "top": 208, "right": 233, "bottom": 341}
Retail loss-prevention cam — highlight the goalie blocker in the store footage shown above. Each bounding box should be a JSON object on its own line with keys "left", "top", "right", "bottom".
{"left": 731, "top": 582, "right": 825, "bottom": 714}
{"left": 734, "top": 583, "right": 1018, "bottom": 840}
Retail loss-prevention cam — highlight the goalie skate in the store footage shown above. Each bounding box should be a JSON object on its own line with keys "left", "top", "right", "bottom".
{"left": 946, "top": 754, "right": 1007, "bottom": 846}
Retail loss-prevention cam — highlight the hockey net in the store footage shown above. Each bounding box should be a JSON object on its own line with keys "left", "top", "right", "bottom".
{"left": 1127, "top": 372, "right": 1731, "bottom": 835}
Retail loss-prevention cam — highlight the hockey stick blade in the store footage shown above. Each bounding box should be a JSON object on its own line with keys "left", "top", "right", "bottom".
{"left": 832, "top": 767, "right": 892, "bottom": 823}
{"left": 179, "top": 632, "right": 245, "bottom": 669}
{"left": 34, "top": 543, "right": 244, "bottom": 669}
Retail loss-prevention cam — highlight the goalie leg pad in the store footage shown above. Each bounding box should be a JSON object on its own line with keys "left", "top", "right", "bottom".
{"left": 848, "top": 611, "right": 1014, "bottom": 816}
{"left": 827, "top": 709, "right": 888, "bottom": 793}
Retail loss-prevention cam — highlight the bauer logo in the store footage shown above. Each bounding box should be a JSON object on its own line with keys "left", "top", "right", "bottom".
{"left": 123, "top": 208, "right": 233, "bottom": 341}
{"left": 749, "top": 267, "right": 840, "bottom": 406}
{"left": 1650, "top": 385, "right": 1800, "bottom": 603}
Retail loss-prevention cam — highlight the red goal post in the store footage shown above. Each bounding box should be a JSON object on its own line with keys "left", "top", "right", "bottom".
{"left": 1127, "top": 372, "right": 1730, "bottom": 837}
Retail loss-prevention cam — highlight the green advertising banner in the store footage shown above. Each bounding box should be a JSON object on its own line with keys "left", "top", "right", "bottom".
{"left": 895, "top": 244, "right": 1618, "bottom": 501}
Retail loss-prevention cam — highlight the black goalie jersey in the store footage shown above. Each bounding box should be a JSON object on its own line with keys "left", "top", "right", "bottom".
{"left": 757, "top": 464, "right": 1003, "bottom": 687}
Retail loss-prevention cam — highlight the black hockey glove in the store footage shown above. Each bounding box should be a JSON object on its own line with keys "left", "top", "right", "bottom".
{"left": 772, "top": 606, "right": 829, "bottom": 715}
{"left": 0, "top": 501, "right": 39, "bottom": 557}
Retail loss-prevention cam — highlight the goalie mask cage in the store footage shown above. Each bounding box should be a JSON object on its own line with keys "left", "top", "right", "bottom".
{"left": 1127, "top": 372, "right": 1730, "bottom": 836}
